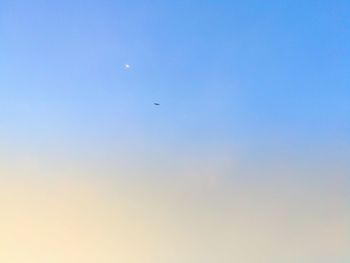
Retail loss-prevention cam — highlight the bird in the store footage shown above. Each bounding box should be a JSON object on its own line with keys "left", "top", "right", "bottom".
{"left": 154, "top": 103, "right": 160, "bottom": 106}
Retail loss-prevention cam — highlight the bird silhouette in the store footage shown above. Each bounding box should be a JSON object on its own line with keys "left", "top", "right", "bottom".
{"left": 154, "top": 103, "right": 160, "bottom": 106}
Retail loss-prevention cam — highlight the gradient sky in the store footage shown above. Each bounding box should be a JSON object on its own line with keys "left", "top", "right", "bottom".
{"left": 1, "top": 1, "right": 349, "bottom": 262}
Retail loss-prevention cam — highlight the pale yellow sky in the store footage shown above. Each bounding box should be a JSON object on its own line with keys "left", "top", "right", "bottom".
{"left": 0, "top": 163, "right": 348, "bottom": 263}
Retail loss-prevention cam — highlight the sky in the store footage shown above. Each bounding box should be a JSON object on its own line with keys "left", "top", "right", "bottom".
{"left": 0, "top": 0, "right": 349, "bottom": 262}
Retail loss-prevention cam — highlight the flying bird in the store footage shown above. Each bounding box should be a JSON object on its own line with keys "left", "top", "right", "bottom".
{"left": 154, "top": 103, "right": 160, "bottom": 106}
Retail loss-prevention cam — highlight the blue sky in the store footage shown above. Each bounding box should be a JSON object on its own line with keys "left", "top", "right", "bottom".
{"left": 2, "top": 0, "right": 350, "bottom": 153}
